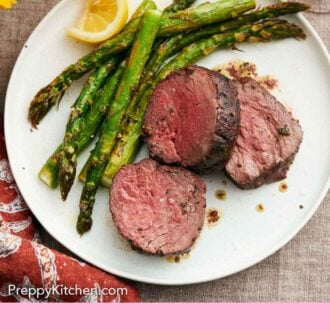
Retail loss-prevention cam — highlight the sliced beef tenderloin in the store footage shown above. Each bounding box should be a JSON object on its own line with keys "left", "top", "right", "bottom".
{"left": 226, "top": 77, "right": 303, "bottom": 189}
{"left": 143, "top": 66, "right": 240, "bottom": 171}
{"left": 109, "top": 159, "right": 206, "bottom": 256}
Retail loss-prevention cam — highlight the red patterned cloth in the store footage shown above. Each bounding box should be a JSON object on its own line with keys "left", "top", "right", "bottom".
{"left": 0, "top": 122, "right": 140, "bottom": 303}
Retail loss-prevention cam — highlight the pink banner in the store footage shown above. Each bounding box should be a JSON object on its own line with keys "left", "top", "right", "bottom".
{"left": 0, "top": 304, "right": 329, "bottom": 329}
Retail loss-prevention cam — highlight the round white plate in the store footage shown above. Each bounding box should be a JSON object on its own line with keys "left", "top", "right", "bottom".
{"left": 5, "top": 0, "right": 330, "bottom": 285}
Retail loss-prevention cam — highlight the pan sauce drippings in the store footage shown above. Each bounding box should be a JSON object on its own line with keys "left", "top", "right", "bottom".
{"left": 207, "top": 208, "right": 221, "bottom": 225}
{"left": 214, "top": 59, "right": 279, "bottom": 91}
{"left": 166, "top": 253, "right": 190, "bottom": 264}
{"left": 279, "top": 182, "right": 288, "bottom": 192}
{"left": 256, "top": 204, "right": 265, "bottom": 213}
{"left": 215, "top": 189, "right": 227, "bottom": 201}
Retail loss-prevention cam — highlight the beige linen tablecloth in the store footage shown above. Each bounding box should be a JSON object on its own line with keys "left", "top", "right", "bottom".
{"left": 0, "top": 0, "right": 329, "bottom": 302}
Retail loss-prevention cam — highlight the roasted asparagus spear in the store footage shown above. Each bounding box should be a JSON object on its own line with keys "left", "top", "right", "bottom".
{"left": 77, "top": 9, "right": 162, "bottom": 235}
{"left": 38, "top": 61, "right": 126, "bottom": 188}
{"left": 99, "top": 19, "right": 306, "bottom": 186}
{"left": 29, "top": 0, "right": 256, "bottom": 127}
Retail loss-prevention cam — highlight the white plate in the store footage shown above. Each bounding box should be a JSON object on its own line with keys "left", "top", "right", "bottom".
{"left": 5, "top": 0, "right": 330, "bottom": 285}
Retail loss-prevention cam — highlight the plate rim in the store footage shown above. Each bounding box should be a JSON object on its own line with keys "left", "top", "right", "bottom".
{"left": 4, "top": 0, "right": 330, "bottom": 285}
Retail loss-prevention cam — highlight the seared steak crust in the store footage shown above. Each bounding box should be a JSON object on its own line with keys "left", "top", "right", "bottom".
{"left": 109, "top": 159, "right": 206, "bottom": 256}
{"left": 226, "top": 77, "right": 303, "bottom": 189}
{"left": 144, "top": 66, "right": 240, "bottom": 171}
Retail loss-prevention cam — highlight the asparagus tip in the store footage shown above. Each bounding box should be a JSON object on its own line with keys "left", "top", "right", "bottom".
{"left": 59, "top": 158, "right": 77, "bottom": 201}
{"left": 28, "top": 107, "right": 40, "bottom": 128}
{"left": 60, "top": 181, "right": 72, "bottom": 201}
{"left": 59, "top": 172, "right": 75, "bottom": 201}
{"left": 60, "top": 189, "right": 68, "bottom": 201}
{"left": 76, "top": 215, "right": 92, "bottom": 236}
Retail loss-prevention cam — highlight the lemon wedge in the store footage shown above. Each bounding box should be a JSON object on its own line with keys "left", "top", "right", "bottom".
{"left": 0, "top": 0, "right": 16, "bottom": 9}
{"left": 67, "top": 0, "right": 128, "bottom": 44}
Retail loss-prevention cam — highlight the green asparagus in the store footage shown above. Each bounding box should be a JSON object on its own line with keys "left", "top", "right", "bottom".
{"left": 28, "top": 0, "right": 157, "bottom": 128}
{"left": 77, "top": 9, "right": 162, "bottom": 235}
{"left": 40, "top": 0, "right": 195, "bottom": 189}
{"left": 38, "top": 61, "right": 126, "bottom": 188}
{"left": 157, "top": 21, "right": 305, "bottom": 79}
{"left": 58, "top": 59, "right": 119, "bottom": 200}
{"left": 79, "top": 2, "right": 309, "bottom": 186}
{"left": 159, "top": 0, "right": 255, "bottom": 36}
{"left": 29, "top": 0, "right": 256, "bottom": 127}
{"left": 125, "top": 1, "right": 310, "bottom": 126}
{"left": 164, "top": 0, "right": 196, "bottom": 14}
{"left": 68, "top": 59, "right": 118, "bottom": 126}
{"left": 98, "top": 3, "right": 309, "bottom": 186}
{"left": 145, "top": 2, "right": 309, "bottom": 77}
{"left": 130, "top": 0, "right": 157, "bottom": 20}
{"left": 39, "top": 145, "right": 62, "bottom": 189}
{"left": 100, "top": 19, "right": 306, "bottom": 186}
{"left": 79, "top": 0, "right": 199, "bottom": 184}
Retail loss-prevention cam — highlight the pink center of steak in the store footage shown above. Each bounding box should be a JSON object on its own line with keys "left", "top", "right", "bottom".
{"left": 144, "top": 68, "right": 220, "bottom": 167}
{"left": 109, "top": 159, "right": 206, "bottom": 255}
{"left": 226, "top": 78, "right": 303, "bottom": 188}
